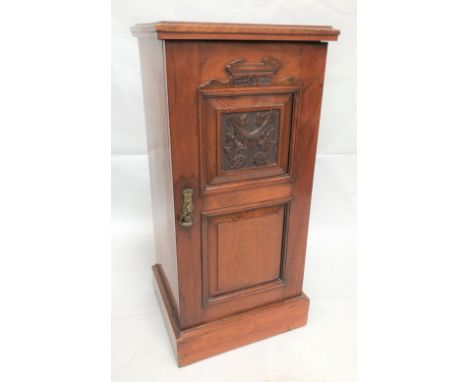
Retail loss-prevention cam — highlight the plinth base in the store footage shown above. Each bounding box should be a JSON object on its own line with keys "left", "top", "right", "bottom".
{"left": 152, "top": 264, "right": 310, "bottom": 367}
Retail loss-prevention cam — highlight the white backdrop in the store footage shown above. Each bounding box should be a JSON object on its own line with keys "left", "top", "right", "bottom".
{"left": 112, "top": 1, "right": 356, "bottom": 381}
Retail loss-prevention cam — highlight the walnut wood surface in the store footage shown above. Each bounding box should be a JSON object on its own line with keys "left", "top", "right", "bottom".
{"left": 205, "top": 204, "right": 285, "bottom": 299}
{"left": 135, "top": 22, "right": 337, "bottom": 366}
{"left": 132, "top": 21, "right": 340, "bottom": 41}
{"left": 164, "top": 40, "right": 327, "bottom": 328}
{"left": 137, "top": 38, "right": 180, "bottom": 311}
{"left": 153, "top": 264, "right": 309, "bottom": 367}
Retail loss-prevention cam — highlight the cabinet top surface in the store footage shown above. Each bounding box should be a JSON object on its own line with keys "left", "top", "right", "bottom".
{"left": 131, "top": 21, "right": 340, "bottom": 42}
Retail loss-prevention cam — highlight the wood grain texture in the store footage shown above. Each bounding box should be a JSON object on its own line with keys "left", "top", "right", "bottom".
{"left": 135, "top": 22, "right": 338, "bottom": 366}
{"left": 206, "top": 204, "right": 285, "bottom": 297}
{"left": 152, "top": 264, "right": 180, "bottom": 353}
{"left": 164, "top": 40, "right": 328, "bottom": 328}
{"left": 132, "top": 21, "right": 340, "bottom": 42}
{"left": 137, "top": 39, "right": 179, "bottom": 312}
{"left": 152, "top": 264, "right": 309, "bottom": 367}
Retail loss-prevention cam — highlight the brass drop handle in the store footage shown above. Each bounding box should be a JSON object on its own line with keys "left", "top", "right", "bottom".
{"left": 179, "top": 188, "right": 194, "bottom": 227}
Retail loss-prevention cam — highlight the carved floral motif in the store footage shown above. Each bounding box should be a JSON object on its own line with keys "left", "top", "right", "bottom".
{"left": 221, "top": 110, "right": 279, "bottom": 170}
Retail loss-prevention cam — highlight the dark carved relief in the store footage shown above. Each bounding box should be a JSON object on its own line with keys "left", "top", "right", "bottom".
{"left": 221, "top": 109, "right": 280, "bottom": 170}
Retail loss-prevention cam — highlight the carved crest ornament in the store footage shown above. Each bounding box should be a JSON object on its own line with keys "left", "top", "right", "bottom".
{"left": 199, "top": 57, "right": 299, "bottom": 89}
{"left": 225, "top": 57, "right": 280, "bottom": 86}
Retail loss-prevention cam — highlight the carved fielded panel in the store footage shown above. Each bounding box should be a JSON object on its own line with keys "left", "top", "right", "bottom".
{"left": 197, "top": 56, "right": 302, "bottom": 192}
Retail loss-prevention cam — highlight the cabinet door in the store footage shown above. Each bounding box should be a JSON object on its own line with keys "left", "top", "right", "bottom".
{"left": 165, "top": 40, "right": 328, "bottom": 328}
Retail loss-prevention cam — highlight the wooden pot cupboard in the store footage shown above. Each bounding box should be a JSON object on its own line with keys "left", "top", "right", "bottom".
{"left": 131, "top": 21, "right": 340, "bottom": 366}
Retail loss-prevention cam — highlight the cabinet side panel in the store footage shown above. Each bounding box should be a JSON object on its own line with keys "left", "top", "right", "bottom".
{"left": 137, "top": 38, "right": 179, "bottom": 311}
{"left": 283, "top": 42, "right": 329, "bottom": 292}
